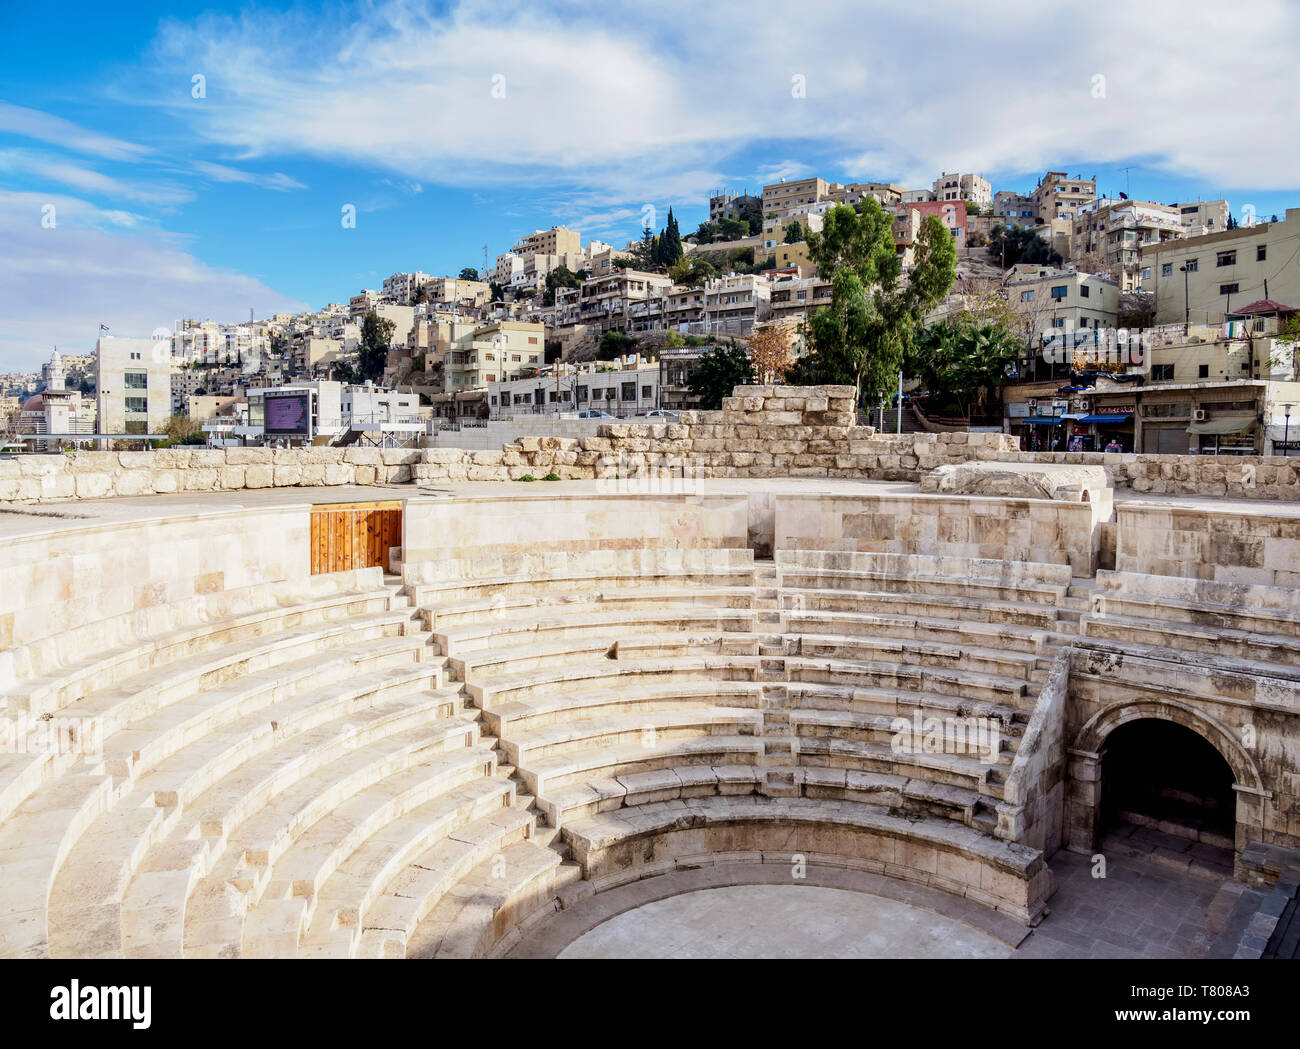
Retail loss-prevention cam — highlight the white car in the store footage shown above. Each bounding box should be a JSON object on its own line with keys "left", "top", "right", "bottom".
{"left": 576, "top": 409, "right": 617, "bottom": 419}
{"left": 637, "top": 409, "right": 680, "bottom": 419}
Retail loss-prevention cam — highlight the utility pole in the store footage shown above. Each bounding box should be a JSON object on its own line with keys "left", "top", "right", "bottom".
{"left": 897, "top": 369, "right": 903, "bottom": 434}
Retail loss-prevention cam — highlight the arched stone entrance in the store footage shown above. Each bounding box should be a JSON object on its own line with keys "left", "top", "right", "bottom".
{"left": 1100, "top": 719, "right": 1235, "bottom": 849}
{"left": 1066, "top": 701, "right": 1268, "bottom": 874}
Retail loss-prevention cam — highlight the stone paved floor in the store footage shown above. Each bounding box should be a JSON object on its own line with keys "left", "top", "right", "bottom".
{"left": 1015, "top": 849, "right": 1266, "bottom": 959}
{"left": 518, "top": 848, "right": 1269, "bottom": 959}
{"left": 558, "top": 884, "right": 1014, "bottom": 959}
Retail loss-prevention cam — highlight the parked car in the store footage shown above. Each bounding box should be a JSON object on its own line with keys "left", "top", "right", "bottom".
{"left": 637, "top": 409, "right": 680, "bottom": 419}
{"left": 576, "top": 409, "right": 617, "bottom": 419}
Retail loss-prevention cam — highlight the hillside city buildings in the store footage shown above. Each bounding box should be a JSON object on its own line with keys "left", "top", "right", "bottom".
{"left": 5, "top": 171, "right": 1292, "bottom": 458}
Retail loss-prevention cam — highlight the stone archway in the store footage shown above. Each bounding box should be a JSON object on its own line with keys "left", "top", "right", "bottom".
{"left": 1065, "top": 700, "right": 1268, "bottom": 873}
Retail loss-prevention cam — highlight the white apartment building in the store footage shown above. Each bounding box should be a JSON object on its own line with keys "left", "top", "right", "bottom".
{"left": 1071, "top": 199, "right": 1187, "bottom": 289}
{"left": 1004, "top": 267, "right": 1121, "bottom": 348}
{"left": 488, "top": 359, "right": 659, "bottom": 418}
{"left": 381, "top": 271, "right": 432, "bottom": 305}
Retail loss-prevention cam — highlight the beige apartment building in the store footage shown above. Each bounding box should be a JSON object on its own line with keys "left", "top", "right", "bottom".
{"left": 514, "top": 225, "right": 581, "bottom": 258}
{"left": 95, "top": 336, "right": 174, "bottom": 439}
{"left": 1005, "top": 267, "right": 1120, "bottom": 345}
{"left": 426, "top": 277, "right": 490, "bottom": 309}
{"left": 1143, "top": 208, "right": 1300, "bottom": 327}
{"left": 442, "top": 321, "right": 544, "bottom": 393}
{"left": 1032, "top": 171, "right": 1096, "bottom": 222}
{"left": 577, "top": 271, "right": 673, "bottom": 333}
{"left": 1177, "top": 199, "right": 1230, "bottom": 236}
{"left": 768, "top": 274, "right": 832, "bottom": 327}
{"left": 703, "top": 273, "right": 772, "bottom": 335}
{"left": 932, "top": 172, "right": 992, "bottom": 206}
{"left": 762, "top": 177, "right": 831, "bottom": 216}
{"left": 1071, "top": 199, "right": 1186, "bottom": 290}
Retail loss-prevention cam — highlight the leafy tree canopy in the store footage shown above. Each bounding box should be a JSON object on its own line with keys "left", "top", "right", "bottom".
{"left": 687, "top": 341, "right": 754, "bottom": 409}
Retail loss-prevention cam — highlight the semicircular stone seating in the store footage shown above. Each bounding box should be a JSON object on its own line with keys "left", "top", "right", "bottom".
{"left": 0, "top": 537, "right": 1086, "bottom": 959}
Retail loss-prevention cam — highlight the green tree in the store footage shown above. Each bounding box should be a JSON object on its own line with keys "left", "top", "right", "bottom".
{"left": 597, "top": 330, "right": 638, "bottom": 360}
{"left": 688, "top": 341, "right": 754, "bottom": 409}
{"left": 735, "top": 195, "right": 763, "bottom": 236}
{"left": 355, "top": 309, "right": 396, "bottom": 383}
{"left": 716, "top": 217, "right": 748, "bottom": 241}
{"left": 692, "top": 221, "right": 719, "bottom": 244}
{"left": 783, "top": 221, "right": 804, "bottom": 244}
{"left": 987, "top": 224, "right": 1062, "bottom": 268}
{"left": 543, "top": 264, "right": 581, "bottom": 306}
{"left": 658, "top": 207, "right": 684, "bottom": 267}
{"left": 785, "top": 200, "right": 957, "bottom": 407}
{"left": 489, "top": 280, "right": 506, "bottom": 301}
{"left": 458, "top": 267, "right": 479, "bottom": 281}
{"left": 906, "top": 320, "right": 1021, "bottom": 419}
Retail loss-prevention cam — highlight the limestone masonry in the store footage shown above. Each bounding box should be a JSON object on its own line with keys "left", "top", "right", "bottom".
{"left": 4, "top": 385, "right": 1298, "bottom": 503}
{"left": 1, "top": 384, "right": 1298, "bottom": 960}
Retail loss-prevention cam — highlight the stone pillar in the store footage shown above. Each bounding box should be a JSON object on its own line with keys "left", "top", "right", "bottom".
{"left": 1063, "top": 748, "right": 1102, "bottom": 854}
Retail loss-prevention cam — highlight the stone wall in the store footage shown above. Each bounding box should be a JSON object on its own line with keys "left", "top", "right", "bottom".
{"left": 6, "top": 384, "right": 1300, "bottom": 504}
{"left": 1114, "top": 503, "right": 1300, "bottom": 585}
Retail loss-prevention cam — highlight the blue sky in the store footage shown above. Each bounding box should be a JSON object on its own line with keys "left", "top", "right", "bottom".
{"left": 2, "top": 0, "right": 1298, "bottom": 371}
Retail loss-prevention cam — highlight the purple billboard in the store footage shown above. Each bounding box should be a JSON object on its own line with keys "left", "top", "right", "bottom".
{"left": 264, "top": 392, "right": 312, "bottom": 436}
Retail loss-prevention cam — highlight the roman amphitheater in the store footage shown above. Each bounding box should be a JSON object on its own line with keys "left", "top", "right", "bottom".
{"left": 2, "top": 385, "right": 1299, "bottom": 959}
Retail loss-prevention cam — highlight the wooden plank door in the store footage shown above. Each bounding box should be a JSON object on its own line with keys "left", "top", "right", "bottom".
{"left": 309, "top": 501, "right": 402, "bottom": 574}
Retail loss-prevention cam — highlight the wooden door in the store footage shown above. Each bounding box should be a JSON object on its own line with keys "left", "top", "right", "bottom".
{"left": 310, "top": 501, "right": 402, "bottom": 574}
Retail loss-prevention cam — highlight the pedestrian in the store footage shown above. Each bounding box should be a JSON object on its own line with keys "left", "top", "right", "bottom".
{"left": 1105, "top": 437, "right": 1122, "bottom": 453}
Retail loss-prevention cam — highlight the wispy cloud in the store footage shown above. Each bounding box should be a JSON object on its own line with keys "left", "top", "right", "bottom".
{"left": 0, "top": 190, "right": 306, "bottom": 369}
{"left": 0, "top": 148, "right": 194, "bottom": 206}
{"left": 0, "top": 101, "right": 152, "bottom": 162}
{"left": 190, "top": 160, "right": 307, "bottom": 191}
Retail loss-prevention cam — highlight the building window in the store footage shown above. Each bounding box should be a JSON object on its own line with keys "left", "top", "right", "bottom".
{"left": 1199, "top": 364, "right": 1210, "bottom": 378}
{"left": 125, "top": 396, "right": 147, "bottom": 413}
{"left": 1257, "top": 245, "right": 1267, "bottom": 261}
{"left": 1162, "top": 263, "right": 1173, "bottom": 276}
{"left": 621, "top": 382, "right": 636, "bottom": 401}
{"left": 1020, "top": 290, "right": 1035, "bottom": 302}
{"left": 1051, "top": 285, "right": 1068, "bottom": 300}
{"left": 123, "top": 371, "right": 148, "bottom": 389}
{"left": 1185, "top": 259, "right": 1199, "bottom": 272}
{"left": 1216, "top": 250, "right": 1236, "bottom": 267}
{"left": 1220, "top": 283, "right": 1239, "bottom": 295}
{"left": 642, "top": 385, "right": 652, "bottom": 399}
{"left": 1151, "top": 363, "right": 1175, "bottom": 381}
{"left": 1080, "top": 285, "right": 1090, "bottom": 298}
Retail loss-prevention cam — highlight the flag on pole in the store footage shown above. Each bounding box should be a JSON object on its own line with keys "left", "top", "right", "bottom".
{"left": 99, "top": 324, "right": 110, "bottom": 333}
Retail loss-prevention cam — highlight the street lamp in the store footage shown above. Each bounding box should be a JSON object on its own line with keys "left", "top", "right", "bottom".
{"left": 1179, "top": 263, "right": 1191, "bottom": 333}
{"left": 1283, "top": 402, "right": 1294, "bottom": 457}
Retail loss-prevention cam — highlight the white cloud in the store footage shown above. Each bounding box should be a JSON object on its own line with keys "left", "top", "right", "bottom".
{"left": 0, "top": 148, "right": 194, "bottom": 206}
{"left": 191, "top": 160, "right": 306, "bottom": 191}
{"left": 0, "top": 191, "right": 306, "bottom": 371}
{"left": 132, "top": 0, "right": 1300, "bottom": 195}
{"left": 0, "top": 102, "right": 152, "bottom": 162}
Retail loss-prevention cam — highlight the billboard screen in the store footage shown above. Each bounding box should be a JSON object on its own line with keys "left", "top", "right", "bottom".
{"left": 264, "top": 392, "right": 312, "bottom": 437}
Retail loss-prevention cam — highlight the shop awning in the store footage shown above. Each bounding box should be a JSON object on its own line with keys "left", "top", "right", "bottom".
{"left": 1079, "top": 413, "right": 1132, "bottom": 424}
{"left": 1022, "top": 416, "right": 1062, "bottom": 424}
{"left": 1187, "top": 414, "right": 1257, "bottom": 435}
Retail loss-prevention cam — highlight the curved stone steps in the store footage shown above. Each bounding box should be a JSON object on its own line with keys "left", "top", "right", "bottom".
{"left": 785, "top": 608, "right": 1051, "bottom": 655}
{"left": 48, "top": 688, "right": 473, "bottom": 958}
{"left": 775, "top": 567, "right": 1065, "bottom": 606}
{"left": 780, "top": 588, "right": 1061, "bottom": 629}
{"left": 237, "top": 748, "right": 499, "bottom": 958}
{"left": 467, "top": 655, "right": 760, "bottom": 711}
{"left": 406, "top": 838, "right": 582, "bottom": 959}
{"left": 518, "top": 733, "right": 765, "bottom": 798}
{"left": 784, "top": 679, "right": 1030, "bottom": 723}
{"left": 799, "top": 765, "right": 988, "bottom": 824}
{"left": 435, "top": 607, "right": 759, "bottom": 658}
{"left": 558, "top": 793, "right": 1047, "bottom": 923}
{"left": 788, "top": 734, "right": 1002, "bottom": 795}
{"left": 176, "top": 732, "right": 495, "bottom": 956}
{"left": 411, "top": 567, "right": 756, "bottom": 608}
{"left": 4, "top": 568, "right": 397, "bottom": 714}
{"left": 502, "top": 706, "right": 763, "bottom": 768}
{"left": 786, "top": 655, "right": 1028, "bottom": 707}
{"left": 482, "top": 680, "right": 765, "bottom": 737}
{"left": 537, "top": 762, "right": 763, "bottom": 828}
{"left": 455, "top": 632, "right": 760, "bottom": 683}
{"left": 790, "top": 632, "right": 1039, "bottom": 681}
{"left": 422, "top": 585, "right": 755, "bottom": 632}
{"left": 1081, "top": 609, "right": 1300, "bottom": 668}
{"left": 0, "top": 616, "right": 429, "bottom": 834}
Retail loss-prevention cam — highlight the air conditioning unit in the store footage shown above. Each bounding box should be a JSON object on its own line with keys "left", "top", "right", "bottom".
{"left": 1077, "top": 399, "right": 1091, "bottom": 412}
{"left": 1193, "top": 409, "right": 1208, "bottom": 422}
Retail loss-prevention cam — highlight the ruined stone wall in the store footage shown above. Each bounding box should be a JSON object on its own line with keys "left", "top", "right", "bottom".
{"left": 5, "top": 383, "right": 1300, "bottom": 503}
